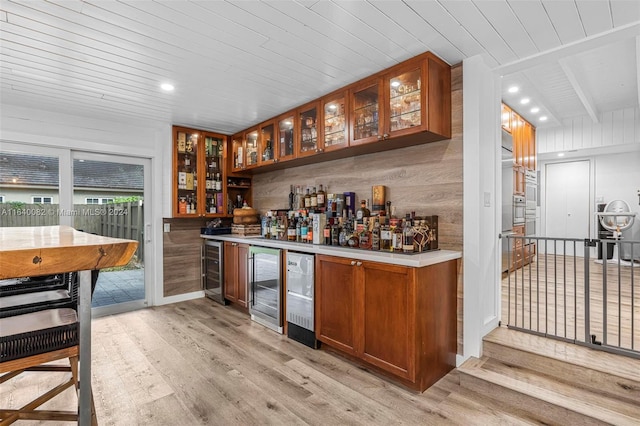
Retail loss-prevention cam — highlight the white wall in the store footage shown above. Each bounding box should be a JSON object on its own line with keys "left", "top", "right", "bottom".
{"left": 0, "top": 104, "right": 177, "bottom": 306}
{"left": 462, "top": 56, "right": 502, "bottom": 363}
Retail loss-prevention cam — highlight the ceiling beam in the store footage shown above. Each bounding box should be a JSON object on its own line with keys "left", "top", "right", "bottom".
{"left": 495, "top": 21, "right": 640, "bottom": 76}
{"left": 558, "top": 58, "right": 599, "bottom": 124}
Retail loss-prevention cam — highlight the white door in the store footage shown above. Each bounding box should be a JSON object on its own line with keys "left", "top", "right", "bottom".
{"left": 545, "top": 160, "right": 590, "bottom": 256}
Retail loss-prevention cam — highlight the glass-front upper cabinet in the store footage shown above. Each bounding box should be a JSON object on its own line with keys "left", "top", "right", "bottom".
{"left": 387, "top": 65, "right": 422, "bottom": 134}
{"left": 277, "top": 113, "right": 296, "bottom": 162}
{"left": 244, "top": 128, "right": 259, "bottom": 169}
{"left": 174, "top": 127, "right": 200, "bottom": 217}
{"left": 258, "top": 121, "right": 276, "bottom": 166}
{"left": 298, "top": 102, "right": 320, "bottom": 158}
{"left": 231, "top": 133, "right": 245, "bottom": 173}
{"left": 350, "top": 77, "right": 383, "bottom": 146}
{"left": 203, "top": 133, "right": 224, "bottom": 215}
{"left": 322, "top": 92, "right": 348, "bottom": 152}
{"left": 173, "top": 126, "right": 226, "bottom": 217}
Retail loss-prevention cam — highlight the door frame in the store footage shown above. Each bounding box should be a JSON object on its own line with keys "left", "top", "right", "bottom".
{"left": 71, "top": 151, "right": 152, "bottom": 317}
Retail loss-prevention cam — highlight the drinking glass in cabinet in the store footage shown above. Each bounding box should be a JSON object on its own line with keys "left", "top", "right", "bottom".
{"left": 389, "top": 69, "right": 421, "bottom": 132}
{"left": 353, "top": 86, "right": 379, "bottom": 140}
{"left": 324, "top": 99, "right": 346, "bottom": 148}
{"left": 299, "top": 107, "right": 318, "bottom": 153}
{"left": 246, "top": 131, "right": 259, "bottom": 167}
{"left": 278, "top": 117, "right": 295, "bottom": 158}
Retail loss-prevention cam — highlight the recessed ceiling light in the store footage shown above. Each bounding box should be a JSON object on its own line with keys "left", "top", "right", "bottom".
{"left": 520, "top": 98, "right": 530, "bottom": 105}
{"left": 558, "top": 152, "right": 565, "bottom": 157}
{"left": 539, "top": 116, "right": 548, "bottom": 121}
{"left": 160, "top": 83, "right": 174, "bottom": 92}
{"left": 508, "top": 86, "right": 519, "bottom": 93}
{"left": 530, "top": 107, "right": 540, "bottom": 113}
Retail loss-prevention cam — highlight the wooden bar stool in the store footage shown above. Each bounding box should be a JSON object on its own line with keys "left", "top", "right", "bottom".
{"left": 0, "top": 308, "right": 97, "bottom": 425}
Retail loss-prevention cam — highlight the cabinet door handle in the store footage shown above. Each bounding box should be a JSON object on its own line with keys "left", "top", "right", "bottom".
{"left": 377, "top": 135, "right": 383, "bottom": 140}
{"left": 356, "top": 261, "right": 362, "bottom": 267}
{"left": 383, "top": 133, "right": 389, "bottom": 139}
{"left": 350, "top": 260, "right": 356, "bottom": 266}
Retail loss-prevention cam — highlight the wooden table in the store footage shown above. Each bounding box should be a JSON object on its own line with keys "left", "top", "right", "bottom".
{"left": 0, "top": 225, "right": 138, "bottom": 425}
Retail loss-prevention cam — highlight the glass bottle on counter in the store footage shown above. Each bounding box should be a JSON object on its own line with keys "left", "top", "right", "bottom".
{"left": 371, "top": 217, "right": 381, "bottom": 250}
{"left": 304, "top": 188, "right": 311, "bottom": 208}
{"left": 402, "top": 216, "right": 415, "bottom": 253}
{"left": 317, "top": 184, "right": 326, "bottom": 209}
{"left": 393, "top": 221, "right": 404, "bottom": 252}
{"left": 301, "top": 216, "right": 309, "bottom": 242}
{"left": 331, "top": 218, "right": 340, "bottom": 246}
{"left": 307, "top": 216, "right": 313, "bottom": 243}
{"left": 289, "top": 185, "right": 295, "bottom": 211}
{"left": 310, "top": 187, "right": 318, "bottom": 209}
{"left": 295, "top": 214, "right": 302, "bottom": 242}
{"left": 270, "top": 216, "right": 278, "bottom": 240}
{"left": 359, "top": 218, "right": 372, "bottom": 249}
{"left": 380, "top": 221, "right": 392, "bottom": 251}
{"left": 356, "top": 199, "right": 371, "bottom": 221}
{"left": 287, "top": 216, "right": 296, "bottom": 241}
{"left": 324, "top": 219, "right": 332, "bottom": 245}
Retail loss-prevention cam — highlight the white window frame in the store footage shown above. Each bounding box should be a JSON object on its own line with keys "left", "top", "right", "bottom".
{"left": 85, "top": 197, "right": 114, "bottom": 205}
{"left": 0, "top": 196, "right": 4, "bottom": 202}
{"left": 32, "top": 196, "right": 53, "bottom": 204}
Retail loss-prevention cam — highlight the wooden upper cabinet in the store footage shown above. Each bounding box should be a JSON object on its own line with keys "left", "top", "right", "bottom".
{"left": 501, "top": 103, "right": 512, "bottom": 133}
{"left": 297, "top": 101, "right": 321, "bottom": 158}
{"left": 258, "top": 120, "right": 276, "bottom": 166}
{"left": 173, "top": 125, "right": 226, "bottom": 218}
{"left": 244, "top": 127, "right": 260, "bottom": 170}
{"left": 321, "top": 91, "right": 349, "bottom": 152}
{"left": 276, "top": 112, "right": 296, "bottom": 163}
{"left": 350, "top": 77, "right": 384, "bottom": 146}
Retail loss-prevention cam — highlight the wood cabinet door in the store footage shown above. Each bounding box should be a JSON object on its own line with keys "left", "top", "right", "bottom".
{"left": 361, "top": 261, "right": 415, "bottom": 380}
{"left": 315, "top": 255, "right": 360, "bottom": 356}
{"left": 321, "top": 91, "right": 349, "bottom": 152}
{"left": 236, "top": 244, "right": 249, "bottom": 308}
{"left": 230, "top": 133, "right": 245, "bottom": 173}
{"left": 223, "top": 242, "right": 237, "bottom": 302}
{"left": 349, "top": 77, "right": 384, "bottom": 146}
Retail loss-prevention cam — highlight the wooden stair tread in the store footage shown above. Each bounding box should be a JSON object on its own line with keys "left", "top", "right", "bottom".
{"left": 459, "top": 359, "right": 640, "bottom": 426}
{"left": 485, "top": 326, "right": 640, "bottom": 382}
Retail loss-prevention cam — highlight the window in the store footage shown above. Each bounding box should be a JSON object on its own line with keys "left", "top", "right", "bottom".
{"left": 0, "top": 196, "right": 4, "bottom": 202}
{"left": 85, "top": 198, "right": 114, "bottom": 205}
{"left": 32, "top": 196, "right": 53, "bottom": 204}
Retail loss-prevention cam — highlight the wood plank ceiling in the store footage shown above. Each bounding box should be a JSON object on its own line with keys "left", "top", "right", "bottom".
{"left": 0, "top": 0, "right": 639, "bottom": 134}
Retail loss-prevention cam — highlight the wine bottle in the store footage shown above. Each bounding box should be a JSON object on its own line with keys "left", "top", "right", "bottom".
{"left": 310, "top": 186, "right": 318, "bottom": 209}
{"left": 317, "top": 184, "right": 326, "bottom": 208}
{"left": 289, "top": 185, "right": 294, "bottom": 211}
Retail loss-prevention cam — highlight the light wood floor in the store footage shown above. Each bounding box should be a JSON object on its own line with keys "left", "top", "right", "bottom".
{"left": 3, "top": 298, "right": 546, "bottom": 426}
{"left": 502, "top": 253, "right": 640, "bottom": 352}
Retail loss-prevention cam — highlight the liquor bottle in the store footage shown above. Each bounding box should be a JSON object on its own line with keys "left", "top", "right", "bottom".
{"left": 402, "top": 216, "right": 414, "bottom": 253}
{"left": 304, "top": 188, "right": 311, "bottom": 208}
{"left": 306, "top": 216, "right": 313, "bottom": 243}
{"left": 287, "top": 216, "right": 296, "bottom": 241}
{"left": 190, "top": 193, "right": 196, "bottom": 214}
{"left": 356, "top": 199, "right": 371, "bottom": 221}
{"left": 317, "top": 184, "right": 326, "bottom": 209}
{"left": 380, "top": 222, "right": 392, "bottom": 251}
{"left": 301, "top": 216, "right": 309, "bottom": 242}
{"left": 310, "top": 186, "right": 318, "bottom": 209}
{"left": 289, "top": 185, "right": 295, "bottom": 211}
{"left": 296, "top": 214, "right": 302, "bottom": 242}
{"left": 331, "top": 218, "right": 340, "bottom": 246}
{"left": 371, "top": 217, "right": 380, "bottom": 250}
{"left": 339, "top": 219, "right": 348, "bottom": 247}
{"left": 324, "top": 218, "right": 332, "bottom": 245}
{"left": 393, "top": 221, "right": 404, "bottom": 252}
{"left": 215, "top": 173, "right": 222, "bottom": 191}
{"left": 270, "top": 216, "right": 278, "bottom": 240}
{"left": 359, "top": 218, "right": 372, "bottom": 249}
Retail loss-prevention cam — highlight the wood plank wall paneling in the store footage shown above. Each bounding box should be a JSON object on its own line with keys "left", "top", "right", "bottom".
{"left": 537, "top": 106, "right": 640, "bottom": 153}
{"left": 162, "top": 218, "right": 207, "bottom": 297}
{"left": 252, "top": 64, "right": 464, "bottom": 353}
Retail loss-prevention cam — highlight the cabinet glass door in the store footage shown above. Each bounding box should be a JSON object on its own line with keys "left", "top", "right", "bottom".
{"left": 175, "top": 129, "right": 200, "bottom": 216}
{"left": 277, "top": 114, "right": 296, "bottom": 161}
{"left": 259, "top": 121, "right": 275, "bottom": 165}
{"left": 322, "top": 95, "right": 348, "bottom": 151}
{"left": 231, "top": 133, "right": 244, "bottom": 172}
{"left": 203, "top": 134, "right": 224, "bottom": 215}
{"left": 388, "top": 67, "right": 421, "bottom": 133}
{"left": 298, "top": 103, "right": 319, "bottom": 157}
{"left": 351, "top": 79, "right": 382, "bottom": 145}
{"left": 245, "top": 129, "right": 259, "bottom": 169}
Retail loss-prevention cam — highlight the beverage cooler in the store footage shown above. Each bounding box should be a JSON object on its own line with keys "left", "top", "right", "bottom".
{"left": 248, "top": 246, "right": 283, "bottom": 333}
{"left": 203, "top": 240, "right": 225, "bottom": 305}
{"left": 286, "top": 252, "right": 319, "bottom": 349}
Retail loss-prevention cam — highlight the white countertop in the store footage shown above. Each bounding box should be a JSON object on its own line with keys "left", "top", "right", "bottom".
{"left": 201, "top": 234, "right": 461, "bottom": 268}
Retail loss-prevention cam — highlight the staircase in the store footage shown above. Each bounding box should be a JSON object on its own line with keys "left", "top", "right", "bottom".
{"left": 458, "top": 327, "right": 640, "bottom": 425}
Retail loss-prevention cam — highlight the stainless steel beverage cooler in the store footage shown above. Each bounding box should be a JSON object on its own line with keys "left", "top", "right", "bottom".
{"left": 249, "top": 246, "right": 283, "bottom": 333}
{"left": 286, "top": 251, "right": 319, "bottom": 349}
{"left": 203, "top": 240, "right": 225, "bottom": 305}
